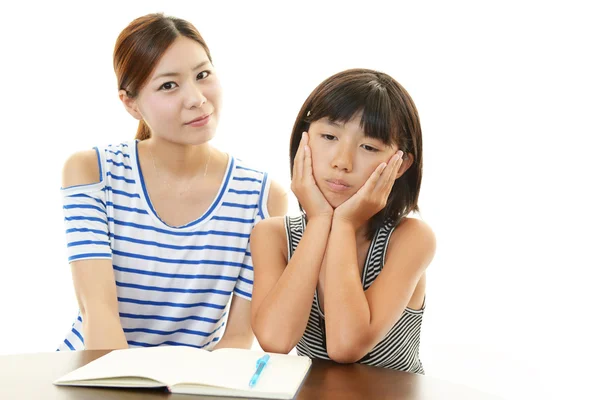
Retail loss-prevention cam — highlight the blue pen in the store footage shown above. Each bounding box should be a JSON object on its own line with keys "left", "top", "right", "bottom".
{"left": 248, "top": 354, "right": 270, "bottom": 388}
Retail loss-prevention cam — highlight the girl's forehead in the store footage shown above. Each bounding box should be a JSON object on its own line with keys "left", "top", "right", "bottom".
{"left": 314, "top": 113, "right": 361, "bottom": 128}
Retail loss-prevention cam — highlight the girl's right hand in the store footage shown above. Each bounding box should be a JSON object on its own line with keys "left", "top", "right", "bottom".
{"left": 291, "top": 132, "right": 333, "bottom": 220}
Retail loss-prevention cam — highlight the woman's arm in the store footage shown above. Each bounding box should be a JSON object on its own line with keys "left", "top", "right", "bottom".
{"left": 215, "top": 181, "right": 289, "bottom": 350}
{"left": 213, "top": 295, "right": 254, "bottom": 350}
{"left": 71, "top": 259, "right": 128, "bottom": 350}
{"left": 63, "top": 150, "right": 127, "bottom": 350}
{"left": 323, "top": 217, "right": 435, "bottom": 363}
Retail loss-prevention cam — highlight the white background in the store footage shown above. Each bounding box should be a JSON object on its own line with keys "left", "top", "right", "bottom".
{"left": 1, "top": 1, "right": 598, "bottom": 399}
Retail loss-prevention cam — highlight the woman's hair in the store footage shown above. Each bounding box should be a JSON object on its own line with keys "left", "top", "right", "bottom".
{"left": 113, "top": 13, "right": 212, "bottom": 140}
{"left": 289, "top": 68, "right": 423, "bottom": 239}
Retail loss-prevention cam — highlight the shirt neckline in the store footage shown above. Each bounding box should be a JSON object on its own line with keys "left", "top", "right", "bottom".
{"left": 131, "top": 140, "right": 234, "bottom": 230}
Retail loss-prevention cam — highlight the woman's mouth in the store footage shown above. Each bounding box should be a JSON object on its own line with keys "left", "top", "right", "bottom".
{"left": 185, "top": 114, "right": 211, "bottom": 127}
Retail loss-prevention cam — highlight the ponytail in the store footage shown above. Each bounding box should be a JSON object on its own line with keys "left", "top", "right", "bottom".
{"left": 136, "top": 120, "right": 151, "bottom": 141}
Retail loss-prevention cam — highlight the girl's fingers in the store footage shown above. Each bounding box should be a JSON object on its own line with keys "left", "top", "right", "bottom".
{"left": 372, "top": 155, "right": 395, "bottom": 192}
{"left": 297, "top": 139, "right": 305, "bottom": 181}
{"left": 293, "top": 133, "right": 307, "bottom": 181}
{"left": 365, "top": 162, "right": 387, "bottom": 193}
{"left": 303, "top": 143, "right": 313, "bottom": 183}
{"left": 396, "top": 151, "right": 404, "bottom": 174}
{"left": 376, "top": 151, "right": 403, "bottom": 194}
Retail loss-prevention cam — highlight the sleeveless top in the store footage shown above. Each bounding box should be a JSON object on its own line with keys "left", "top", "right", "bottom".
{"left": 57, "top": 140, "right": 271, "bottom": 351}
{"left": 285, "top": 215, "right": 425, "bottom": 374}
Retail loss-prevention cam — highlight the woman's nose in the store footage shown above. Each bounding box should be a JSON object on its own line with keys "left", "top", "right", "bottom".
{"left": 184, "top": 84, "right": 207, "bottom": 109}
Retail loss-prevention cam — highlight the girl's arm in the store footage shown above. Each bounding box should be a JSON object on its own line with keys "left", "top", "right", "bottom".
{"left": 63, "top": 150, "right": 128, "bottom": 350}
{"left": 321, "top": 153, "right": 435, "bottom": 362}
{"left": 251, "top": 133, "right": 334, "bottom": 353}
{"left": 323, "top": 217, "right": 435, "bottom": 363}
{"left": 250, "top": 215, "right": 331, "bottom": 353}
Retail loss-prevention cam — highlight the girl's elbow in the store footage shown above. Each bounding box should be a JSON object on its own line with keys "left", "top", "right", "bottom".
{"left": 327, "top": 347, "right": 364, "bottom": 364}
{"left": 256, "top": 336, "right": 295, "bottom": 355}
{"left": 259, "top": 340, "right": 295, "bottom": 355}
{"left": 254, "top": 328, "right": 296, "bottom": 354}
{"left": 327, "top": 340, "right": 368, "bottom": 364}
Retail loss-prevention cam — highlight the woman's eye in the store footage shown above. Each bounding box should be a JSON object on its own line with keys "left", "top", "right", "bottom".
{"left": 321, "top": 134, "right": 336, "bottom": 141}
{"left": 159, "top": 82, "right": 177, "bottom": 91}
{"left": 197, "top": 71, "right": 210, "bottom": 80}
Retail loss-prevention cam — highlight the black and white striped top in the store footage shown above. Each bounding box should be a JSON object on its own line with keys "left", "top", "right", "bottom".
{"left": 285, "top": 215, "right": 425, "bottom": 374}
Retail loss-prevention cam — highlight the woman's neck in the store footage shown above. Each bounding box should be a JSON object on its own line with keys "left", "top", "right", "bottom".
{"left": 141, "top": 137, "right": 213, "bottom": 178}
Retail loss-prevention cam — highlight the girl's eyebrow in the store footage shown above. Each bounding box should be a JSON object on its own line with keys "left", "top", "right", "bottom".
{"left": 151, "top": 60, "right": 211, "bottom": 81}
{"left": 324, "top": 120, "right": 344, "bottom": 128}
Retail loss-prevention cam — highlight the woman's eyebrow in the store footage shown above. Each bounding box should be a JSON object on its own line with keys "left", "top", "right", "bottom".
{"left": 152, "top": 60, "right": 211, "bottom": 81}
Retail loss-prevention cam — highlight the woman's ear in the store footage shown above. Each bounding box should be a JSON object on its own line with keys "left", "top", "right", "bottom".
{"left": 118, "top": 90, "right": 143, "bottom": 120}
{"left": 395, "top": 152, "right": 414, "bottom": 179}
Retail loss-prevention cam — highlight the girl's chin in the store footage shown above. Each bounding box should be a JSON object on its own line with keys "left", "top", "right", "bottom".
{"left": 325, "top": 195, "right": 349, "bottom": 210}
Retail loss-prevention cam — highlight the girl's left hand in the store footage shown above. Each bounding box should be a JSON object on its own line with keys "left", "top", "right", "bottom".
{"left": 333, "top": 151, "right": 403, "bottom": 231}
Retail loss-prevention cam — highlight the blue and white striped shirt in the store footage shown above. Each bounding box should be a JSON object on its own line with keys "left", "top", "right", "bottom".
{"left": 57, "top": 141, "right": 271, "bottom": 351}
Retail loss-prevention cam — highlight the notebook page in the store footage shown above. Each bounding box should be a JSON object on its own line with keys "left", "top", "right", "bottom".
{"left": 172, "top": 348, "right": 311, "bottom": 394}
{"left": 54, "top": 346, "right": 211, "bottom": 387}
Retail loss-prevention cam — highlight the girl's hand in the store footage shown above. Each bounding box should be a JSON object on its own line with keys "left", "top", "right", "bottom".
{"left": 333, "top": 151, "right": 403, "bottom": 230}
{"left": 291, "top": 132, "right": 334, "bottom": 220}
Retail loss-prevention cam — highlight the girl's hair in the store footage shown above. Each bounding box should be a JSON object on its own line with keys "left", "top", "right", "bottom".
{"left": 289, "top": 68, "right": 423, "bottom": 239}
{"left": 113, "top": 13, "right": 212, "bottom": 141}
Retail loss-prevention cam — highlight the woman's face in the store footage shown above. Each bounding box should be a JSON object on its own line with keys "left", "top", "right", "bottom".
{"left": 132, "top": 36, "right": 222, "bottom": 145}
{"left": 307, "top": 114, "right": 399, "bottom": 208}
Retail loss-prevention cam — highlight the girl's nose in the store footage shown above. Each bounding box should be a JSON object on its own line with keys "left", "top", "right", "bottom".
{"left": 331, "top": 147, "right": 353, "bottom": 172}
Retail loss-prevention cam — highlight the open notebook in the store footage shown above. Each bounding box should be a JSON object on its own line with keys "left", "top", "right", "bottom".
{"left": 54, "top": 346, "right": 312, "bottom": 399}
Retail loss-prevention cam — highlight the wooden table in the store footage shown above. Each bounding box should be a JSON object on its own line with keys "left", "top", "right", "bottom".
{"left": 0, "top": 351, "right": 502, "bottom": 399}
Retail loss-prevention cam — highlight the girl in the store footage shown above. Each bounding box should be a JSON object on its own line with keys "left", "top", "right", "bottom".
{"left": 250, "top": 69, "right": 435, "bottom": 373}
{"left": 58, "top": 13, "right": 287, "bottom": 351}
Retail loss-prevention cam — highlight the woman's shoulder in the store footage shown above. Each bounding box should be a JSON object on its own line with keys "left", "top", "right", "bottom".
{"left": 231, "top": 157, "right": 269, "bottom": 177}
{"left": 62, "top": 149, "right": 102, "bottom": 188}
{"left": 62, "top": 141, "right": 134, "bottom": 188}
{"left": 230, "top": 156, "right": 289, "bottom": 218}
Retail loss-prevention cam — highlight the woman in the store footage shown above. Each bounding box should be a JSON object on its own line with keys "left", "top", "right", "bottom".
{"left": 58, "top": 13, "right": 287, "bottom": 351}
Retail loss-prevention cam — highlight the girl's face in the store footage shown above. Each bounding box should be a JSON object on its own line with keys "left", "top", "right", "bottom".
{"left": 131, "top": 36, "right": 222, "bottom": 145}
{"left": 307, "top": 114, "right": 399, "bottom": 208}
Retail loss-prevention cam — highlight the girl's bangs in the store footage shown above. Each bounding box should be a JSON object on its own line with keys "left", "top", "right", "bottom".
{"left": 310, "top": 81, "right": 398, "bottom": 147}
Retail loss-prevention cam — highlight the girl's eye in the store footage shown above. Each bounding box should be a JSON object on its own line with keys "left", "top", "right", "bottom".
{"left": 197, "top": 71, "right": 210, "bottom": 80}
{"left": 362, "top": 144, "right": 379, "bottom": 152}
{"left": 159, "top": 82, "right": 177, "bottom": 91}
{"left": 321, "top": 134, "right": 336, "bottom": 141}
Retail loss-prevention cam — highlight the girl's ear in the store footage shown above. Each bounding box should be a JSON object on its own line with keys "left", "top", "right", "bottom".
{"left": 118, "top": 90, "right": 143, "bottom": 121}
{"left": 395, "top": 152, "right": 414, "bottom": 179}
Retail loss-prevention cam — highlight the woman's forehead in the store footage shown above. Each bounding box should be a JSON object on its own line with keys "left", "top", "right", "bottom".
{"left": 152, "top": 37, "right": 210, "bottom": 77}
